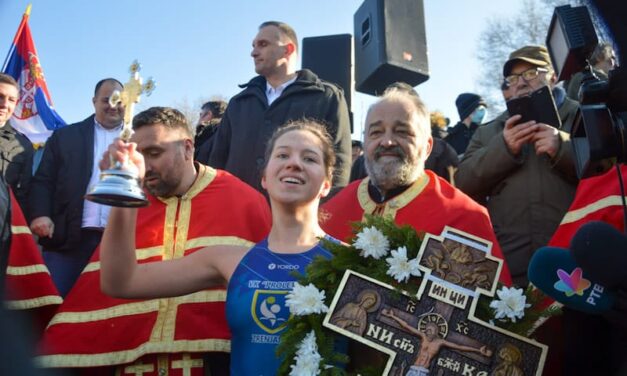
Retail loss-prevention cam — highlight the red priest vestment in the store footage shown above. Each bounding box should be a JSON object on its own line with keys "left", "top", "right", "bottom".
{"left": 5, "top": 190, "right": 62, "bottom": 334}
{"left": 538, "top": 164, "right": 627, "bottom": 376}
{"left": 550, "top": 164, "right": 627, "bottom": 247}
{"left": 321, "top": 170, "right": 512, "bottom": 285}
{"left": 37, "top": 165, "right": 271, "bottom": 375}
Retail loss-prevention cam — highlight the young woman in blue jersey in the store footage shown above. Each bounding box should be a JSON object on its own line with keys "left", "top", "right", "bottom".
{"left": 99, "top": 120, "right": 336, "bottom": 375}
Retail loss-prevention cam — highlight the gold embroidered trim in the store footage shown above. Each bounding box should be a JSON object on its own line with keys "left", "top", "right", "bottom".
{"left": 36, "top": 339, "right": 231, "bottom": 368}
{"left": 11, "top": 225, "right": 31, "bottom": 234}
{"left": 184, "top": 164, "right": 216, "bottom": 199}
{"left": 123, "top": 361, "right": 154, "bottom": 375}
{"left": 84, "top": 236, "right": 253, "bottom": 273}
{"left": 157, "top": 164, "right": 216, "bottom": 205}
{"left": 5, "top": 295, "right": 62, "bottom": 310}
{"left": 6, "top": 264, "right": 50, "bottom": 276}
{"left": 186, "top": 236, "right": 254, "bottom": 250}
{"left": 357, "top": 173, "right": 430, "bottom": 219}
{"left": 560, "top": 195, "right": 627, "bottom": 225}
{"left": 83, "top": 246, "right": 173, "bottom": 273}
{"left": 49, "top": 300, "right": 159, "bottom": 326}
{"left": 47, "top": 290, "right": 225, "bottom": 326}
{"left": 171, "top": 354, "right": 203, "bottom": 371}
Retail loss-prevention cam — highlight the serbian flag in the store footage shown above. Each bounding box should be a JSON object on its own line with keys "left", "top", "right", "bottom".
{"left": 2, "top": 5, "right": 65, "bottom": 145}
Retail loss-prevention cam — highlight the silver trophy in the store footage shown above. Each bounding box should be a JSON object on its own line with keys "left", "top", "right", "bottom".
{"left": 85, "top": 60, "right": 155, "bottom": 207}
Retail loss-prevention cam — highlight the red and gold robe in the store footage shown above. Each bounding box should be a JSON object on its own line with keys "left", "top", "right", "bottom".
{"left": 538, "top": 165, "right": 627, "bottom": 376}
{"left": 550, "top": 164, "right": 627, "bottom": 247}
{"left": 5, "top": 190, "right": 62, "bottom": 334}
{"left": 321, "top": 171, "right": 512, "bottom": 285}
{"left": 37, "top": 165, "right": 271, "bottom": 375}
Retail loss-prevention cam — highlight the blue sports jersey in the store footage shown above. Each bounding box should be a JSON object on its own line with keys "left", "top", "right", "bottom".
{"left": 226, "top": 237, "right": 334, "bottom": 375}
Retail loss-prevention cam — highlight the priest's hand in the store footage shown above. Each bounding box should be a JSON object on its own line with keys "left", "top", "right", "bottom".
{"left": 99, "top": 138, "right": 145, "bottom": 179}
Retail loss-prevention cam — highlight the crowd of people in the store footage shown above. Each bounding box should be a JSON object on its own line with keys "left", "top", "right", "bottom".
{"left": 0, "top": 18, "right": 624, "bottom": 376}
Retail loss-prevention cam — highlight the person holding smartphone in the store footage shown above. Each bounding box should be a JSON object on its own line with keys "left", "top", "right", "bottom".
{"left": 455, "top": 45, "right": 579, "bottom": 287}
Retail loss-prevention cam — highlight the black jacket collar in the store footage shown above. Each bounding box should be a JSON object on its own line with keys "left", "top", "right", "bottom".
{"left": 367, "top": 180, "right": 411, "bottom": 203}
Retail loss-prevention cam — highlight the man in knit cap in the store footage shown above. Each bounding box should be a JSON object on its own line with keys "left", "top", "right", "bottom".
{"left": 445, "top": 93, "right": 487, "bottom": 156}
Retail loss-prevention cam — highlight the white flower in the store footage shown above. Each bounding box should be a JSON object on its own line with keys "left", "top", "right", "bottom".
{"left": 386, "top": 246, "right": 422, "bottom": 283}
{"left": 290, "top": 330, "right": 322, "bottom": 376}
{"left": 353, "top": 226, "right": 390, "bottom": 259}
{"left": 286, "top": 283, "right": 328, "bottom": 316}
{"left": 489, "top": 286, "right": 531, "bottom": 323}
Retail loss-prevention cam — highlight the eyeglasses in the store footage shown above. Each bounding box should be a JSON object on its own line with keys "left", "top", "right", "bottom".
{"left": 504, "top": 67, "right": 549, "bottom": 86}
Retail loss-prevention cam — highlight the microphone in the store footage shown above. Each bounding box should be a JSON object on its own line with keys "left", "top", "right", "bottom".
{"left": 528, "top": 246, "right": 615, "bottom": 314}
{"left": 571, "top": 221, "right": 627, "bottom": 290}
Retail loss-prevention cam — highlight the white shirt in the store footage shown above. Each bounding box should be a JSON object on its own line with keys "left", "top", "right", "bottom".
{"left": 265, "top": 76, "right": 297, "bottom": 106}
{"left": 81, "top": 120, "right": 122, "bottom": 229}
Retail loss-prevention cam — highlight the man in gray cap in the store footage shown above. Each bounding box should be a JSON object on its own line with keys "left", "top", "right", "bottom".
{"left": 455, "top": 45, "right": 579, "bottom": 286}
{"left": 445, "top": 93, "right": 487, "bottom": 156}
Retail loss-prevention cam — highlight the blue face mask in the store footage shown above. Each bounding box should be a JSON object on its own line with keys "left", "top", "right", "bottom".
{"left": 471, "top": 106, "right": 486, "bottom": 124}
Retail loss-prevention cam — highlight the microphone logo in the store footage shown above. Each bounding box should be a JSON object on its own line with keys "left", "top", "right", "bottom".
{"left": 554, "top": 268, "right": 591, "bottom": 297}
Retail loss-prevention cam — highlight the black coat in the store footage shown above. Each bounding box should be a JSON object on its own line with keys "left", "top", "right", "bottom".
{"left": 0, "top": 122, "right": 33, "bottom": 217}
{"left": 194, "top": 120, "right": 220, "bottom": 164}
{"left": 0, "top": 175, "right": 10, "bottom": 296}
{"left": 425, "top": 138, "right": 459, "bottom": 182}
{"left": 29, "top": 116, "right": 96, "bottom": 252}
{"left": 208, "top": 69, "right": 351, "bottom": 194}
{"left": 445, "top": 121, "right": 479, "bottom": 156}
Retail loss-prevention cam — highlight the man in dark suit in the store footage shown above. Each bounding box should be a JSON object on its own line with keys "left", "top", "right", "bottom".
{"left": 29, "top": 78, "right": 124, "bottom": 296}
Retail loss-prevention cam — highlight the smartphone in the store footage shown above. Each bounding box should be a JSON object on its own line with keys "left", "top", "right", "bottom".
{"left": 505, "top": 86, "right": 562, "bottom": 128}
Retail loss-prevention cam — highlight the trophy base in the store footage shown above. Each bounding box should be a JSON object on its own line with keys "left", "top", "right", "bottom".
{"left": 85, "top": 168, "right": 149, "bottom": 208}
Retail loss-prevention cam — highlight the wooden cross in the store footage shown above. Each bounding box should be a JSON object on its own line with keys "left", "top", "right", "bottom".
{"left": 325, "top": 270, "right": 547, "bottom": 375}
{"left": 323, "top": 228, "right": 547, "bottom": 375}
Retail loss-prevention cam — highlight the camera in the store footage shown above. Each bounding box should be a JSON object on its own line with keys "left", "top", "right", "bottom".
{"left": 546, "top": 4, "right": 627, "bottom": 178}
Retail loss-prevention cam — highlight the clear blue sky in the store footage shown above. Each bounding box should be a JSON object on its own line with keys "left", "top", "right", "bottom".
{"left": 0, "top": 0, "right": 520, "bottom": 139}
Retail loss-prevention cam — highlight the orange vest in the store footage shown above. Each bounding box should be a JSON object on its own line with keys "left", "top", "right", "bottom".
{"left": 37, "top": 165, "right": 271, "bottom": 374}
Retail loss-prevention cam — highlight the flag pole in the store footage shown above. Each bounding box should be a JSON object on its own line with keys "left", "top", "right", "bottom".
{"left": 2, "top": 4, "right": 32, "bottom": 72}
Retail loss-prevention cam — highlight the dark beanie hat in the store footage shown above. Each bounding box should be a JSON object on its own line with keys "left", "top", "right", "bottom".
{"left": 455, "top": 93, "right": 486, "bottom": 121}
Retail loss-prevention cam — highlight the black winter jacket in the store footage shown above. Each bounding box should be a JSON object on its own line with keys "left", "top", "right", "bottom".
{"left": 208, "top": 69, "right": 351, "bottom": 195}
{"left": 0, "top": 122, "right": 33, "bottom": 217}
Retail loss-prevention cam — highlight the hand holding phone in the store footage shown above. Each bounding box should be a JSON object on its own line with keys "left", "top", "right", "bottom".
{"left": 503, "top": 115, "right": 537, "bottom": 156}
{"left": 506, "top": 86, "right": 561, "bottom": 128}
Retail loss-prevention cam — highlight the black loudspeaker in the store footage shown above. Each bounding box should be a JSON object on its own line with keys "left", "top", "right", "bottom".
{"left": 354, "top": 0, "right": 429, "bottom": 95}
{"left": 302, "top": 34, "right": 353, "bottom": 112}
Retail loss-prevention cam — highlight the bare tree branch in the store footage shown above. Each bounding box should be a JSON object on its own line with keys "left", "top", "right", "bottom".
{"left": 475, "top": 0, "right": 584, "bottom": 116}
